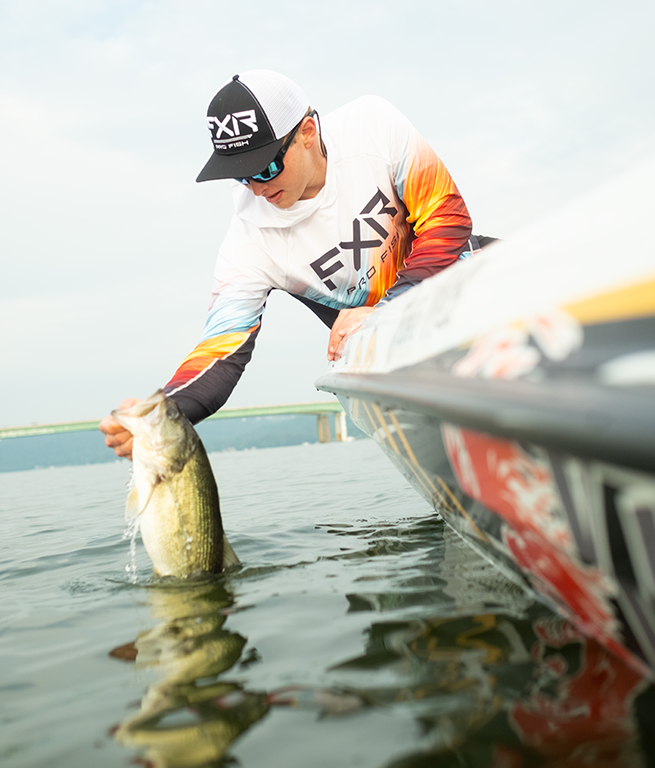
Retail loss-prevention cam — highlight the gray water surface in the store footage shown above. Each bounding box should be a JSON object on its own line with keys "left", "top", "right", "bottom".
{"left": 1, "top": 440, "right": 652, "bottom": 767}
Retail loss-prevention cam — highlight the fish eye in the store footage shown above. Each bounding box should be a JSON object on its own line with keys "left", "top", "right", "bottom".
{"left": 166, "top": 401, "right": 180, "bottom": 420}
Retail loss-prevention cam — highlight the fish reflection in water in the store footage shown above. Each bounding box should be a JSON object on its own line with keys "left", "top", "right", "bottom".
{"left": 109, "top": 519, "right": 653, "bottom": 767}
{"left": 110, "top": 582, "right": 269, "bottom": 767}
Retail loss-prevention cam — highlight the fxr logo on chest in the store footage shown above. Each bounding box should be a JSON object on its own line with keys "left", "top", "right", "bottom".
{"left": 310, "top": 188, "right": 399, "bottom": 291}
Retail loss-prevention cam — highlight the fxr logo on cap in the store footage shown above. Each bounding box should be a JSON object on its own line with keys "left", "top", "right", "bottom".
{"left": 197, "top": 70, "right": 309, "bottom": 181}
{"left": 208, "top": 110, "right": 259, "bottom": 151}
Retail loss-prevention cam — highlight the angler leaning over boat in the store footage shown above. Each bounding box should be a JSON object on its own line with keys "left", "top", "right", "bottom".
{"left": 100, "top": 69, "right": 488, "bottom": 456}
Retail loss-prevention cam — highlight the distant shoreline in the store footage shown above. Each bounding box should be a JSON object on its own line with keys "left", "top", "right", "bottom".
{"left": 0, "top": 413, "right": 365, "bottom": 473}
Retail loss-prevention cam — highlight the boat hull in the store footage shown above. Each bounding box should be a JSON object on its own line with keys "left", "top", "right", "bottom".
{"left": 322, "top": 387, "right": 655, "bottom": 677}
{"left": 316, "top": 159, "right": 655, "bottom": 676}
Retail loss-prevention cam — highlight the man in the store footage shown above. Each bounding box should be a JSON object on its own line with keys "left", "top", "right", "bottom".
{"left": 100, "top": 70, "right": 473, "bottom": 457}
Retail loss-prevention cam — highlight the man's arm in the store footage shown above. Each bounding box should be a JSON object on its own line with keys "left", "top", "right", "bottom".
{"left": 100, "top": 244, "right": 273, "bottom": 456}
{"left": 164, "top": 322, "right": 262, "bottom": 423}
{"left": 98, "top": 322, "right": 261, "bottom": 458}
{"left": 385, "top": 133, "right": 472, "bottom": 301}
{"left": 328, "top": 101, "right": 472, "bottom": 359}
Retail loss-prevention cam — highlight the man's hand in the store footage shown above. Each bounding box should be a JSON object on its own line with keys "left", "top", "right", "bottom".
{"left": 99, "top": 397, "right": 141, "bottom": 460}
{"left": 327, "top": 307, "right": 375, "bottom": 361}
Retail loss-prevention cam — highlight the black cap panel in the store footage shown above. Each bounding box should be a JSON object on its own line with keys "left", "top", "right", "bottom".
{"left": 197, "top": 78, "right": 282, "bottom": 182}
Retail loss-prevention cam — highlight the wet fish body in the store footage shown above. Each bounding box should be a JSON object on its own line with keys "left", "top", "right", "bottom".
{"left": 112, "top": 391, "right": 238, "bottom": 577}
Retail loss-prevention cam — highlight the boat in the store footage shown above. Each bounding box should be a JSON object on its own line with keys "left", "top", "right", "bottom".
{"left": 315, "top": 157, "right": 655, "bottom": 678}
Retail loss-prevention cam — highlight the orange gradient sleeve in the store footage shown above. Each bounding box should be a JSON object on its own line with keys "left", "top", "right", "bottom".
{"left": 389, "top": 137, "right": 471, "bottom": 297}
{"left": 165, "top": 326, "right": 259, "bottom": 391}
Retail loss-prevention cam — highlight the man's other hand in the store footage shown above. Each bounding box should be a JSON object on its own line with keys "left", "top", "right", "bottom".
{"left": 327, "top": 307, "right": 375, "bottom": 361}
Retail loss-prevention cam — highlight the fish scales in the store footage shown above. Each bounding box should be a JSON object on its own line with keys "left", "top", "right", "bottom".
{"left": 139, "top": 442, "right": 224, "bottom": 576}
{"left": 112, "top": 390, "right": 239, "bottom": 578}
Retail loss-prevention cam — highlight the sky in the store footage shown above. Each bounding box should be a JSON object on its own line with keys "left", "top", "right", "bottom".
{"left": 1, "top": 0, "right": 654, "bottom": 426}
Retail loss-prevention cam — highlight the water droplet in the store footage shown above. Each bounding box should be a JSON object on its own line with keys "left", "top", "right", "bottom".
{"left": 122, "top": 516, "right": 140, "bottom": 584}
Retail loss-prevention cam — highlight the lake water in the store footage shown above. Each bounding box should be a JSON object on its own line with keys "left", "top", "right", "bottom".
{"left": 1, "top": 439, "right": 654, "bottom": 767}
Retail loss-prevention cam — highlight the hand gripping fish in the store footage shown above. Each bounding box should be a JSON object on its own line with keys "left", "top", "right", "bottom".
{"left": 112, "top": 390, "right": 239, "bottom": 578}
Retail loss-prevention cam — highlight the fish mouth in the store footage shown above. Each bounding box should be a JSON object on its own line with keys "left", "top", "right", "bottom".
{"left": 112, "top": 390, "right": 166, "bottom": 427}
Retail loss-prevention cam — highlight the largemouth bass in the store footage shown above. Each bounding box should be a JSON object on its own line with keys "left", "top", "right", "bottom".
{"left": 112, "top": 390, "right": 239, "bottom": 577}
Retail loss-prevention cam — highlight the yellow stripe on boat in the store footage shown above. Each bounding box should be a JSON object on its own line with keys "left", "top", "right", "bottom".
{"left": 565, "top": 277, "right": 655, "bottom": 325}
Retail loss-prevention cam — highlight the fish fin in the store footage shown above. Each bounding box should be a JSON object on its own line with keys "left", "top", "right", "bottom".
{"left": 222, "top": 533, "right": 241, "bottom": 569}
{"left": 125, "top": 487, "right": 141, "bottom": 520}
{"left": 108, "top": 641, "right": 138, "bottom": 662}
{"left": 125, "top": 485, "right": 155, "bottom": 520}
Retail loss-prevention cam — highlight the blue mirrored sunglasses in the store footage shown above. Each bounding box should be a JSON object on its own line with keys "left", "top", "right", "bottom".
{"left": 236, "top": 110, "right": 316, "bottom": 186}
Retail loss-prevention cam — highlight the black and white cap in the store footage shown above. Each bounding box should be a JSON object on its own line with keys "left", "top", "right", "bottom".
{"left": 196, "top": 70, "right": 310, "bottom": 183}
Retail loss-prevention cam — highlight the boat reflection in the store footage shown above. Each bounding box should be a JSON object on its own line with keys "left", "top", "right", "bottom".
{"left": 331, "top": 609, "right": 650, "bottom": 766}
{"left": 292, "top": 520, "right": 652, "bottom": 766}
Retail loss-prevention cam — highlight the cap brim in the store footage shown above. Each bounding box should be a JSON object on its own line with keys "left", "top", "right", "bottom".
{"left": 196, "top": 137, "right": 285, "bottom": 182}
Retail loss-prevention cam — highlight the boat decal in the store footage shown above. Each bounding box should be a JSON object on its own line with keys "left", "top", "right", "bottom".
{"left": 548, "top": 455, "right": 598, "bottom": 566}
{"left": 629, "top": 500, "right": 655, "bottom": 599}
{"left": 598, "top": 350, "right": 655, "bottom": 386}
{"left": 525, "top": 309, "right": 583, "bottom": 361}
{"left": 386, "top": 409, "right": 421, "bottom": 467}
{"left": 363, "top": 331, "right": 377, "bottom": 372}
{"left": 369, "top": 403, "right": 400, "bottom": 453}
{"left": 441, "top": 424, "right": 636, "bottom": 667}
{"left": 385, "top": 409, "right": 456, "bottom": 513}
{"left": 433, "top": 474, "right": 490, "bottom": 544}
{"left": 452, "top": 309, "right": 582, "bottom": 381}
{"left": 617, "top": 584, "right": 655, "bottom": 670}
{"left": 564, "top": 276, "right": 655, "bottom": 325}
{"left": 351, "top": 338, "right": 362, "bottom": 369}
